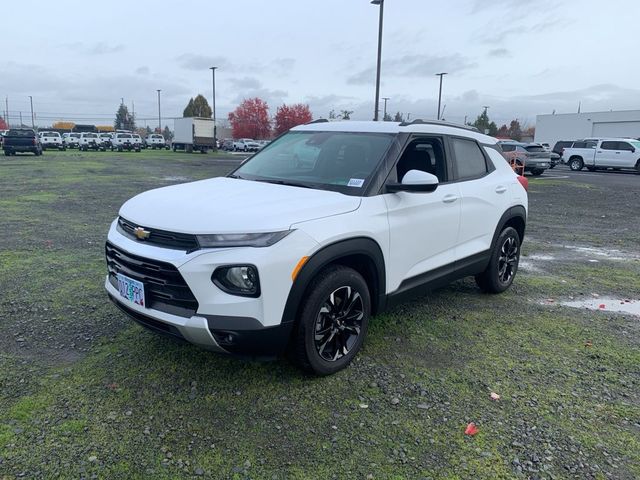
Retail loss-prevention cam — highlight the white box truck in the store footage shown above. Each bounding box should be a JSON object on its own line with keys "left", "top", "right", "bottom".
{"left": 172, "top": 117, "right": 216, "bottom": 153}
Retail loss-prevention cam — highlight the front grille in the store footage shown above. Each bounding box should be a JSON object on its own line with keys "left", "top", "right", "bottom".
{"left": 105, "top": 242, "right": 199, "bottom": 318}
{"left": 117, "top": 216, "right": 199, "bottom": 251}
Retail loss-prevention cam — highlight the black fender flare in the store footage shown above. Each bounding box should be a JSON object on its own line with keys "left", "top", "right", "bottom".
{"left": 280, "top": 237, "right": 386, "bottom": 325}
{"left": 489, "top": 206, "right": 527, "bottom": 253}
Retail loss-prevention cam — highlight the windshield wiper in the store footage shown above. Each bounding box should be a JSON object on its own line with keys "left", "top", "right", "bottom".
{"left": 255, "top": 179, "right": 312, "bottom": 189}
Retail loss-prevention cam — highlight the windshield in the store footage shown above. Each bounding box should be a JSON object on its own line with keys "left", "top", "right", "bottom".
{"left": 232, "top": 131, "right": 394, "bottom": 194}
{"left": 630, "top": 141, "right": 640, "bottom": 149}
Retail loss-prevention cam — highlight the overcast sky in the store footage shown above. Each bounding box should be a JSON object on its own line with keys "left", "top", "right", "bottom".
{"left": 3, "top": 0, "right": 639, "bottom": 129}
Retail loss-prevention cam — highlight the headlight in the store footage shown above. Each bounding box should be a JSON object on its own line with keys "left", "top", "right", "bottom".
{"left": 212, "top": 265, "right": 260, "bottom": 297}
{"left": 196, "top": 231, "right": 291, "bottom": 248}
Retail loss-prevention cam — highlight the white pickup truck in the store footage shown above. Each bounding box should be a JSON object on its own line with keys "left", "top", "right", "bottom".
{"left": 146, "top": 134, "right": 166, "bottom": 149}
{"left": 564, "top": 138, "right": 640, "bottom": 173}
{"left": 39, "top": 131, "right": 65, "bottom": 150}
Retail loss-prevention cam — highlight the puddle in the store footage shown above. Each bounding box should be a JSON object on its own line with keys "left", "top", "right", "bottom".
{"left": 162, "top": 176, "right": 191, "bottom": 182}
{"left": 555, "top": 297, "right": 640, "bottom": 317}
{"left": 563, "top": 245, "right": 639, "bottom": 262}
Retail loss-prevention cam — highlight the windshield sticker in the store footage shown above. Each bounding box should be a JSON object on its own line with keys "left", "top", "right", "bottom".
{"left": 348, "top": 178, "right": 365, "bottom": 188}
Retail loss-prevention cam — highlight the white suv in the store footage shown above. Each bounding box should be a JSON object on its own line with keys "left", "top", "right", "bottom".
{"left": 105, "top": 120, "right": 528, "bottom": 375}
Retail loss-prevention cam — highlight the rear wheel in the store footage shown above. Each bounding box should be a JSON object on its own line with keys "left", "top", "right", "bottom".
{"left": 475, "top": 227, "right": 521, "bottom": 294}
{"left": 569, "top": 157, "right": 584, "bottom": 171}
{"left": 292, "top": 266, "right": 371, "bottom": 375}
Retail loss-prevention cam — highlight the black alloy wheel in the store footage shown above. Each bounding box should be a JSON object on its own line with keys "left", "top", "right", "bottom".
{"left": 313, "top": 286, "right": 364, "bottom": 362}
{"left": 293, "top": 266, "right": 371, "bottom": 375}
{"left": 475, "top": 226, "right": 521, "bottom": 293}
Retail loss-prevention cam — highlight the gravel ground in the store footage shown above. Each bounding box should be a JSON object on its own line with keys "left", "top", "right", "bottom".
{"left": 0, "top": 153, "right": 638, "bottom": 479}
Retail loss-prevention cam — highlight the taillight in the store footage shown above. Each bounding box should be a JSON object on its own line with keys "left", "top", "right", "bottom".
{"left": 33, "top": 138, "right": 37, "bottom": 145}
{"left": 517, "top": 175, "right": 528, "bottom": 191}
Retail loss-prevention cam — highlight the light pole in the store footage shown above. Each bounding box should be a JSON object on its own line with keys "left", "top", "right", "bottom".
{"left": 157, "top": 89, "right": 162, "bottom": 133}
{"left": 435, "top": 72, "right": 447, "bottom": 120}
{"left": 371, "top": 0, "right": 384, "bottom": 121}
{"left": 382, "top": 97, "right": 390, "bottom": 120}
{"left": 209, "top": 66, "right": 217, "bottom": 148}
{"left": 28, "top": 96, "right": 35, "bottom": 128}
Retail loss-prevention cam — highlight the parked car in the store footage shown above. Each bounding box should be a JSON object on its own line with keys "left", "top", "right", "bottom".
{"left": 523, "top": 143, "right": 559, "bottom": 169}
{"left": 233, "top": 138, "right": 260, "bottom": 152}
{"left": 221, "top": 139, "right": 235, "bottom": 151}
{"left": 79, "top": 132, "right": 106, "bottom": 151}
{"left": 131, "top": 134, "right": 143, "bottom": 149}
{"left": 145, "top": 134, "right": 166, "bottom": 149}
{"left": 38, "top": 131, "right": 65, "bottom": 150}
{"left": 99, "top": 133, "right": 114, "bottom": 149}
{"left": 111, "top": 133, "right": 141, "bottom": 152}
{"left": 563, "top": 138, "right": 640, "bottom": 173}
{"left": 105, "top": 119, "right": 528, "bottom": 375}
{"left": 62, "top": 132, "right": 81, "bottom": 148}
{"left": 3, "top": 128, "right": 42, "bottom": 156}
{"left": 499, "top": 141, "right": 550, "bottom": 175}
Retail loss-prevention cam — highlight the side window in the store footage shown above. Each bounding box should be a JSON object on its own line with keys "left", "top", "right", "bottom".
{"left": 585, "top": 141, "right": 597, "bottom": 148}
{"left": 501, "top": 145, "right": 515, "bottom": 152}
{"left": 452, "top": 138, "right": 488, "bottom": 180}
{"left": 573, "top": 141, "right": 586, "bottom": 148}
{"left": 618, "top": 142, "right": 633, "bottom": 151}
{"left": 600, "top": 141, "right": 618, "bottom": 150}
{"left": 395, "top": 137, "right": 447, "bottom": 183}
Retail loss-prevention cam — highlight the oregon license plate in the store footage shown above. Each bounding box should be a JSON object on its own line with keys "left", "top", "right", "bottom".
{"left": 116, "top": 273, "right": 145, "bottom": 307}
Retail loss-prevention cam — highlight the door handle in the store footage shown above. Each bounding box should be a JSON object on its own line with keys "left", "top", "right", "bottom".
{"left": 442, "top": 194, "right": 459, "bottom": 203}
{"left": 495, "top": 186, "right": 507, "bottom": 194}
{"left": 615, "top": 152, "right": 621, "bottom": 154}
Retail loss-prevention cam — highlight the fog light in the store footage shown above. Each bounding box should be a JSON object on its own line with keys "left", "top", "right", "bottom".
{"left": 212, "top": 265, "right": 260, "bottom": 297}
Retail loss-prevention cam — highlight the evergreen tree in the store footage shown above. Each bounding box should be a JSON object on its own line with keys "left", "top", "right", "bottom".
{"left": 470, "top": 110, "right": 498, "bottom": 136}
{"left": 114, "top": 104, "right": 135, "bottom": 131}
{"left": 183, "top": 95, "right": 212, "bottom": 118}
{"left": 393, "top": 112, "right": 405, "bottom": 122}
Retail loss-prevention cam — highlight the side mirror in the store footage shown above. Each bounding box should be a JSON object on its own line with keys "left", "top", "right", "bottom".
{"left": 386, "top": 170, "right": 439, "bottom": 193}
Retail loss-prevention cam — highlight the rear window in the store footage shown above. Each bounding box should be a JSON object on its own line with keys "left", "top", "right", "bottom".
{"left": 524, "top": 145, "right": 545, "bottom": 152}
{"left": 84, "top": 133, "right": 98, "bottom": 138}
{"left": 118, "top": 134, "right": 132, "bottom": 139}
{"left": 152, "top": 135, "right": 163, "bottom": 139}
{"left": 8, "top": 129, "right": 35, "bottom": 137}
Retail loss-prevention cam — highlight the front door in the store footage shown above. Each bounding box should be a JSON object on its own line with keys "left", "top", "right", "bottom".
{"left": 384, "top": 137, "right": 461, "bottom": 292}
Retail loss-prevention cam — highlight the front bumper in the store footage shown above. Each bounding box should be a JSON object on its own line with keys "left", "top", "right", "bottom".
{"left": 104, "top": 220, "right": 317, "bottom": 357}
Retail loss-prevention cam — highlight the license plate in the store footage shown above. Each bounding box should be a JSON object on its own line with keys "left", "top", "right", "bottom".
{"left": 116, "top": 273, "right": 146, "bottom": 307}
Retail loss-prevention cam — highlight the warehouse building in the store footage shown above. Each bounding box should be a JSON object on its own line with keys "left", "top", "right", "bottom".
{"left": 535, "top": 110, "right": 640, "bottom": 146}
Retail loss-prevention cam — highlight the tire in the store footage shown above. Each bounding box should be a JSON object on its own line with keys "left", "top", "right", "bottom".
{"left": 636, "top": 160, "right": 640, "bottom": 175}
{"left": 531, "top": 169, "right": 544, "bottom": 176}
{"left": 569, "top": 157, "right": 584, "bottom": 171}
{"left": 475, "top": 226, "right": 521, "bottom": 294}
{"left": 292, "top": 265, "right": 371, "bottom": 375}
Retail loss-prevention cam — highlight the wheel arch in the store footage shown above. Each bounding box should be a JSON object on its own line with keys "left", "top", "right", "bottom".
{"left": 281, "top": 237, "right": 386, "bottom": 326}
{"left": 490, "top": 206, "right": 527, "bottom": 252}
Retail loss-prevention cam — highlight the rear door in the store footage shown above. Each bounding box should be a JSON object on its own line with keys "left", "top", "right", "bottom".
{"left": 596, "top": 141, "right": 621, "bottom": 167}
{"left": 452, "top": 138, "right": 510, "bottom": 261}
{"left": 615, "top": 141, "right": 637, "bottom": 168}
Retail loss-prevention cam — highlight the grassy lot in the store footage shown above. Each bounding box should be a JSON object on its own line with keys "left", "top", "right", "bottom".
{"left": 0, "top": 152, "right": 639, "bottom": 479}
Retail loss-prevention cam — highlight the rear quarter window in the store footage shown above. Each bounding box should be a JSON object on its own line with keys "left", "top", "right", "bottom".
{"left": 452, "top": 138, "right": 488, "bottom": 180}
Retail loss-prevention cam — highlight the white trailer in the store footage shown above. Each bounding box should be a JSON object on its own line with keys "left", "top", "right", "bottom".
{"left": 172, "top": 117, "right": 216, "bottom": 153}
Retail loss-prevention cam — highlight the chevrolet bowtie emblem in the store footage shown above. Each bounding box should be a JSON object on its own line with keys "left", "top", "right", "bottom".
{"left": 134, "top": 227, "right": 151, "bottom": 240}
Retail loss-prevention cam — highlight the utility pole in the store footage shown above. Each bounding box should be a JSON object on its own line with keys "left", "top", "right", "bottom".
{"left": 435, "top": 73, "right": 447, "bottom": 120}
{"left": 5, "top": 96, "right": 8, "bottom": 127}
{"left": 29, "top": 96, "right": 35, "bottom": 128}
{"left": 371, "top": 0, "right": 384, "bottom": 121}
{"left": 131, "top": 101, "right": 135, "bottom": 129}
{"left": 382, "top": 97, "right": 390, "bottom": 120}
{"left": 210, "top": 66, "right": 218, "bottom": 148}
{"left": 157, "top": 90, "right": 162, "bottom": 133}
{"left": 483, "top": 105, "right": 490, "bottom": 115}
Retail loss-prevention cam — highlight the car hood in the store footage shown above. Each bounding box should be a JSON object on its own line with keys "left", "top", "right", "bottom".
{"left": 119, "top": 177, "right": 361, "bottom": 234}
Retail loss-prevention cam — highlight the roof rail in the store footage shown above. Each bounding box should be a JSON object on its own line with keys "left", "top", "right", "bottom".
{"left": 399, "top": 119, "right": 480, "bottom": 133}
{"left": 306, "top": 118, "right": 329, "bottom": 124}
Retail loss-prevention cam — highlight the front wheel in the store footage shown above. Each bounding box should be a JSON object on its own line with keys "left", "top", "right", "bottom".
{"left": 569, "top": 157, "right": 584, "bottom": 171}
{"left": 475, "top": 226, "right": 521, "bottom": 294}
{"left": 292, "top": 266, "right": 371, "bottom": 375}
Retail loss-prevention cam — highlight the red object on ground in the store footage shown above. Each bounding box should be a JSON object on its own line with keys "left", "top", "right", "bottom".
{"left": 599, "top": 304, "right": 606, "bottom": 309}
{"left": 464, "top": 423, "right": 479, "bottom": 436}
{"left": 517, "top": 175, "right": 528, "bottom": 191}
